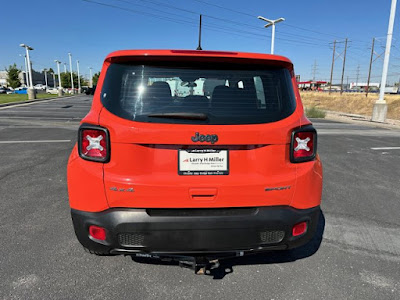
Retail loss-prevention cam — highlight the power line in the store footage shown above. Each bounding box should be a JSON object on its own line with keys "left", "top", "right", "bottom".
{"left": 191, "top": 0, "right": 336, "bottom": 43}
{"left": 190, "top": 0, "right": 366, "bottom": 44}
{"left": 83, "top": 0, "right": 263, "bottom": 41}
{"left": 116, "top": 0, "right": 337, "bottom": 45}
{"left": 83, "top": 0, "right": 196, "bottom": 25}
{"left": 81, "top": 0, "right": 397, "bottom": 86}
{"left": 192, "top": 0, "right": 255, "bottom": 18}
{"left": 83, "top": 0, "right": 333, "bottom": 48}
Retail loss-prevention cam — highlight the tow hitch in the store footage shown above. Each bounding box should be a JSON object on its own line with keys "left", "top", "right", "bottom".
{"left": 134, "top": 251, "right": 245, "bottom": 275}
{"left": 178, "top": 257, "right": 221, "bottom": 275}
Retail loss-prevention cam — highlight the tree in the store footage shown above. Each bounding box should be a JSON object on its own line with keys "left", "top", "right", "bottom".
{"left": 80, "top": 77, "right": 89, "bottom": 87}
{"left": 93, "top": 72, "right": 100, "bottom": 85}
{"left": 60, "top": 72, "right": 89, "bottom": 88}
{"left": 5, "top": 64, "right": 21, "bottom": 88}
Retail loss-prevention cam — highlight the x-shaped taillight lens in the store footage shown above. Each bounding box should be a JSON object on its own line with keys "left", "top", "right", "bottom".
{"left": 290, "top": 126, "right": 317, "bottom": 163}
{"left": 78, "top": 126, "right": 109, "bottom": 162}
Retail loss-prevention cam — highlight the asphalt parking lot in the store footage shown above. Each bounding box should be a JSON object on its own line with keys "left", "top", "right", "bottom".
{"left": 0, "top": 94, "right": 399, "bottom": 299}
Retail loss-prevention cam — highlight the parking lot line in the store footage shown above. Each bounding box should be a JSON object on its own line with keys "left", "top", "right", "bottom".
{"left": 371, "top": 147, "right": 400, "bottom": 150}
{"left": 0, "top": 140, "right": 71, "bottom": 144}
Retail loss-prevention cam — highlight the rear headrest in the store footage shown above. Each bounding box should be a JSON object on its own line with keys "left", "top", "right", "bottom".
{"left": 211, "top": 86, "right": 235, "bottom": 107}
{"left": 212, "top": 85, "right": 256, "bottom": 109}
{"left": 147, "top": 81, "right": 172, "bottom": 99}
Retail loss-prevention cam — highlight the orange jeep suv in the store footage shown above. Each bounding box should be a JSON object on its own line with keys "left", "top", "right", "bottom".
{"left": 67, "top": 50, "right": 323, "bottom": 265}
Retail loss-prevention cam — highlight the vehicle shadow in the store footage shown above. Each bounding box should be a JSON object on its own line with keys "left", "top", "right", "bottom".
{"left": 130, "top": 211, "right": 325, "bottom": 280}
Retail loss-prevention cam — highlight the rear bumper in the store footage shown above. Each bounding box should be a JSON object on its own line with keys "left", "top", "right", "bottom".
{"left": 71, "top": 206, "right": 321, "bottom": 255}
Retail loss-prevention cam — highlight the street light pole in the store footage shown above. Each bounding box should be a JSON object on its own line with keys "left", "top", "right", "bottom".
{"left": 68, "top": 53, "right": 74, "bottom": 94}
{"left": 19, "top": 44, "right": 36, "bottom": 99}
{"left": 372, "top": 0, "right": 397, "bottom": 122}
{"left": 54, "top": 60, "right": 63, "bottom": 96}
{"left": 20, "top": 54, "right": 29, "bottom": 87}
{"left": 89, "top": 67, "right": 93, "bottom": 88}
{"left": 258, "top": 16, "right": 285, "bottom": 54}
{"left": 76, "top": 60, "right": 81, "bottom": 94}
{"left": 24, "top": 55, "right": 29, "bottom": 87}
{"left": 43, "top": 69, "right": 48, "bottom": 90}
{"left": 63, "top": 63, "right": 67, "bottom": 73}
{"left": 51, "top": 73, "right": 56, "bottom": 88}
{"left": 271, "top": 22, "right": 276, "bottom": 54}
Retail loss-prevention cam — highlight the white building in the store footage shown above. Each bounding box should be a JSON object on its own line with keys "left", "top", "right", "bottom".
{"left": 349, "top": 82, "right": 380, "bottom": 89}
{"left": 0, "top": 71, "right": 7, "bottom": 86}
{"left": 0, "top": 70, "right": 54, "bottom": 87}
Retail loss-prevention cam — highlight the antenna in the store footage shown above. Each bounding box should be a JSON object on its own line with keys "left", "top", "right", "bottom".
{"left": 196, "top": 14, "right": 202, "bottom": 50}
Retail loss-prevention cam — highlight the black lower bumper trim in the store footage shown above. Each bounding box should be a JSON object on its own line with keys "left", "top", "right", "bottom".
{"left": 71, "top": 206, "right": 321, "bottom": 255}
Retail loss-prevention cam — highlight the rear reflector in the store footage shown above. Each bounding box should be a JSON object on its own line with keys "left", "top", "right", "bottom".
{"left": 292, "top": 221, "right": 307, "bottom": 237}
{"left": 89, "top": 225, "right": 106, "bottom": 241}
{"left": 78, "top": 125, "right": 110, "bottom": 162}
{"left": 290, "top": 125, "right": 317, "bottom": 163}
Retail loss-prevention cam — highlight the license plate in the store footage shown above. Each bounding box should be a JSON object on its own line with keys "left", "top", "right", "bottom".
{"left": 178, "top": 149, "right": 229, "bottom": 175}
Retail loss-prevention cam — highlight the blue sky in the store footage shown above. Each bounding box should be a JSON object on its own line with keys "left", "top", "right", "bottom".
{"left": 1, "top": 0, "right": 400, "bottom": 84}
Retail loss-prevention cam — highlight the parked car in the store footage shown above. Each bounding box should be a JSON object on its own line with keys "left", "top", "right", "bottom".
{"left": 81, "top": 86, "right": 89, "bottom": 93}
{"left": 14, "top": 87, "right": 28, "bottom": 94}
{"left": 384, "top": 86, "right": 399, "bottom": 94}
{"left": 34, "top": 84, "right": 46, "bottom": 90}
{"left": 0, "top": 87, "right": 6, "bottom": 94}
{"left": 63, "top": 88, "right": 79, "bottom": 94}
{"left": 46, "top": 87, "right": 58, "bottom": 94}
{"left": 67, "top": 50, "right": 323, "bottom": 270}
{"left": 84, "top": 85, "right": 96, "bottom": 95}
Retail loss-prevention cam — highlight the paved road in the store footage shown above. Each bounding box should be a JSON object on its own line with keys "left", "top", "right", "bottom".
{"left": 0, "top": 95, "right": 399, "bottom": 299}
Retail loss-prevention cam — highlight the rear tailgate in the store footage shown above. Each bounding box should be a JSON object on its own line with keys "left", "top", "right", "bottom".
{"left": 98, "top": 55, "right": 301, "bottom": 208}
{"left": 101, "top": 108, "right": 299, "bottom": 208}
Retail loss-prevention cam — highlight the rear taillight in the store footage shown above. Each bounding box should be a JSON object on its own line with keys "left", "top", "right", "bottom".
{"left": 290, "top": 125, "right": 317, "bottom": 163}
{"left": 78, "top": 124, "right": 110, "bottom": 162}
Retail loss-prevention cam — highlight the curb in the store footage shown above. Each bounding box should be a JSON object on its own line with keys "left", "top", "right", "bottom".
{"left": 0, "top": 95, "right": 77, "bottom": 108}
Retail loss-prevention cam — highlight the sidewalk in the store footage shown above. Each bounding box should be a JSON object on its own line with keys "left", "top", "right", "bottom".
{"left": 324, "top": 110, "right": 400, "bottom": 130}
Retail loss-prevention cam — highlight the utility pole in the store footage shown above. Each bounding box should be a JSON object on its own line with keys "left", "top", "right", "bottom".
{"left": 196, "top": 14, "right": 202, "bottom": 50}
{"left": 355, "top": 64, "right": 360, "bottom": 89}
{"left": 366, "top": 38, "right": 375, "bottom": 97}
{"left": 372, "top": 0, "right": 397, "bottom": 122}
{"left": 76, "top": 60, "right": 81, "bottom": 94}
{"left": 340, "top": 38, "right": 348, "bottom": 95}
{"left": 258, "top": 16, "right": 285, "bottom": 54}
{"left": 312, "top": 60, "right": 318, "bottom": 81}
{"left": 329, "top": 40, "right": 336, "bottom": 94}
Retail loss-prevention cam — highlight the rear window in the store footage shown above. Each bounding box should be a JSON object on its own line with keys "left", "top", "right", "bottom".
{"left": 101, "top": 63, "right": 296, "bottom": 125}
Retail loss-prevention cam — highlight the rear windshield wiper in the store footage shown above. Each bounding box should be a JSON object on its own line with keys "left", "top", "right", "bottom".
{"left": 147, "top": 112, "right": 208, "bottom": 120}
